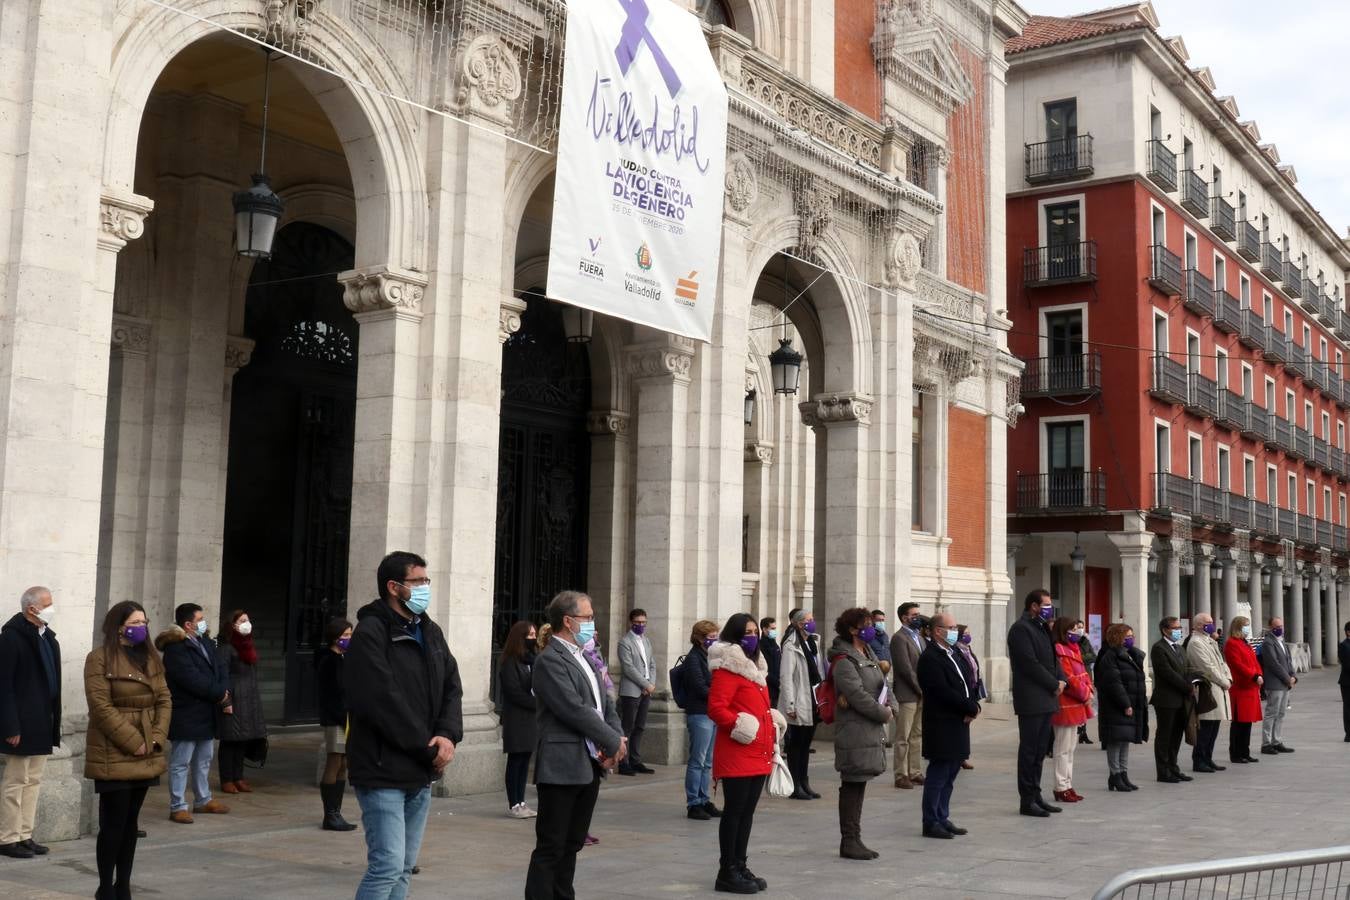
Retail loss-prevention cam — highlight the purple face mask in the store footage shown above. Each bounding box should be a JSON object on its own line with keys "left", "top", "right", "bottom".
{"left": 1203, "top": 622, "right": 1217, "bottom": 635}
{"left": 858, "top": 626, "right": 877, "bottom": 644}
{"left": 336, "top": 636, "right": 351, "bottom": 652}
{"left": 1067, "top": 632, "right": 1081, "bottom": 643}
{"left": 958, "top": 632, "right": 973, "bottom": 645}
{"left": 122, "top": 624, "right": 148, "bottom": 646}
{"left": 631, "top": 623, "right": 646, "bottom": 636}
{"left": 703, "top": 636, "right": 716, "bottom": 649}
{"left": 803, "top": 620, "right": 817, "bottom": 635}
{"left": 1272, "top": 627, "right": 1284, "bottom": 637}
{"left": 1039, "top": 605, "right": 1054, "bottom": 621}
{"left": 1123, "top": 636, "right": 1136, "bottom": 649}
{"left": 740, "top": 635, "right": 760, "bottom": 655}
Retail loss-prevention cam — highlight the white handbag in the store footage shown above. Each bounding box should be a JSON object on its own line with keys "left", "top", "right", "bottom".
{"left": 767, "top": 745, "right": 794, "bottom": 798}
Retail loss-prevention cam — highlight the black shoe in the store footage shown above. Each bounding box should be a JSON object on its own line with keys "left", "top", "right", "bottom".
{"left": 1209, "top": 762, "right": 1227, "bottom": 771}
{"left": 0, "top": 842, "right": 34, "bottom": 859}
{"left": 1276, "top": 744, "right": 1295, "bottom": 753}
{"left": 737, "top": 863, "right": 767, "bottom": 890}
{"left": 634, "top": 764, "right": 656, "bottom": 774}
{"left": 789, "top": 786, "right": 813, "bottom": 800}
{"left": 941, "top": 820, "right": 968, "bottom": 835}
{"left": 135, "top": 830, "right": 147, "bottom": 838}
{"left": 1120, "top": 773, "right": 1140, "bottom": 791}
{"left": 1157, "top": 774, "right": 1181, "bottom": 783}
{"left": 715, "top": 866, "right": 759, "bottom": 894}
{"left": 411, "top": 866, "right": 421, "bottom": 875}
{"left": 1193, "top": 762, "right": 1217, "bottom": 773}
{"left": 808, "top": 747, "right": 816, "bottom": 754}
{"left": 1019, "top": 804, "right": 1050, "bottom": 818}
{"left": 923, "top": 823, "right": 955, "bottom": 838}
{"left": 1243, "top": 756, "right": 1260, "bottom": 764}
{"left": 1174, "top": 772, "right": 1193, "bottom": 782}
{"left": 1034, "top": 798, "right": 1062, "bottom": 813}
{"left": 803, "top": 782, "right": 821, "bottom": 799}
{"left": 1261, "top": 745, "right": 1279, "bottom": 755}
{"left": 19, "top": 839, "right": 47, "bottom": 855}
{"left": 688, "top": 805, "right": 712, "bottom": 820}
{"left": 617, "top": 766, "right": 638, "bottom": 776}
{"left": 702, "top": 802, "right": 722, "bottom": 818}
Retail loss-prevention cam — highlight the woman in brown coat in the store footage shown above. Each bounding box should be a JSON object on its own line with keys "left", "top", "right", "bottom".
{"left": 85, "top": 600, "right": 172, "bottom": 900}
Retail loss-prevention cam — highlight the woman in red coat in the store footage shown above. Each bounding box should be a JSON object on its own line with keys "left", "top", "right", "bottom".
{"left": 707, "top": 613, "right": 785, "bottom": 895}
{"left": 1050, "top": 618, "right": 1094, "bottom": 802}
{"left": 1223, "top": 615, "right": 1264, "bottom": 764}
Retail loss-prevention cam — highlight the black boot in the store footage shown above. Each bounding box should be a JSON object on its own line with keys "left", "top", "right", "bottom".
{"left": 1078, "top": 725, "right": 1093, "bottom": 745}
{"left": 1120, "top": 771, "right": 1139, "bottom": 791}
{"left": 737, "top": 861, "right": 767, "bottom": 891}
{"left": 803, "top": 777, "right": 821, "bottom": 800}
{"left": 1107, "top": 772, "right": 1123, "bottom": 792}
{"left": 321, "top": 782, "right": 358, "bottom": 832}
{"left": 715, "top": 865, "right": 759, "bottom": 894}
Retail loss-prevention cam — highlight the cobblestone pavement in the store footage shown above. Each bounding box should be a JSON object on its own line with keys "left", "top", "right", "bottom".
{"left": 2, "top": 669, "right": 1347, "bottom": 899}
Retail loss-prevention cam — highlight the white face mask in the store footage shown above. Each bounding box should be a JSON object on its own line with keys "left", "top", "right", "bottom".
{"left": 236, "top": 621, "right": 253, "bottom": 636}
{"left": 35, "top": 605, "right": 54, "bottom": 625}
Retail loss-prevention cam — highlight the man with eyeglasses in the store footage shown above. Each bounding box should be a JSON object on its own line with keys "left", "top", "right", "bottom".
{"left": 347, "top": 551, "right": 463, "bottom": 900}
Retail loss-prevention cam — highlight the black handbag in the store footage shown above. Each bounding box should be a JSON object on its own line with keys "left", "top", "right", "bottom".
{"left": 242, "top": 737, "right": 269, "bottom": 768}
{"left": 1194, "top": 681, "right": 1218, "bottom": 716}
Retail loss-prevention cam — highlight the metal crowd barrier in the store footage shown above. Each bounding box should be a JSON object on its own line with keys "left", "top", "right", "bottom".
{"left": 1092, "top": 846, "right": 1350, "bottom": 899}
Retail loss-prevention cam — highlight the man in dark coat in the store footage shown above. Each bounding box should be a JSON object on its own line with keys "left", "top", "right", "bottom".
{"left": 1339, "top": 621, "right": 1350, "bottom": 742}
{"left": 1149, "top": 615, "right": 1195, "bottom": 783}
{"left": 1006, "top": 589, "right": 1065, "bottom": 816}
{"left": 0, "top": 587, "right": 60, "bottom": 858}
{"left": 157, "top": 603, "right": 232, "bottom": 822}
{"left": 759, "top": 617, "right": 781, "bottom": 707}
{"left": 916, "top": 612, "right": 980, "bottom": 840}
{"left": 347, "top": 550, "right": 463, "bottom": 900}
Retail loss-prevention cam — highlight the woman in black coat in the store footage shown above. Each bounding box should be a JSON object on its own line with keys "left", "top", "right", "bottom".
{"left": 315, "top": 617, "right": 355, "bottom": 831}
{"left": 1094, "top": 622, "right": 1149, "bottom": 793}
{"left": 498, "top": 620, "right": 538, "bottom": 819}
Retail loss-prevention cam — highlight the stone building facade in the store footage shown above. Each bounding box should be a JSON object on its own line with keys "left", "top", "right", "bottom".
{"left": 0, "top": 0, "right": 1025, "bottom": 837}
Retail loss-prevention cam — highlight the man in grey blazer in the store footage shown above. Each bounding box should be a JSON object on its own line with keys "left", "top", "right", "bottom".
{"left": 1260, "top": 617, "right": 1297, "bottom": 754}
{"left": 525, "top": 591, "right": 625, "bottom": 900}
{"left": 617, "top": 608, "right": 656, "bottom": 776}
{"left": 889, "top": 602, "right": 926, "bottom": 789}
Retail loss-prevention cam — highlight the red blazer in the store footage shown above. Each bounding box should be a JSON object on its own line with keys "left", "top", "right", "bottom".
{"left": 707, "top": 643, "right": 775, "bottom": 779}
{"left": 1223, "top": 638, "right": 1264, "bottom": 724}
{"left": 1051, "top": 641, "right": 1094, "bottom": 728}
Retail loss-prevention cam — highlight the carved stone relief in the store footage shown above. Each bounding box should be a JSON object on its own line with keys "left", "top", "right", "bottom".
{"left": 99, "top": 191, "right": 154, "bottom": 253}
{"left": 339, "top": 265, "right": 428, "bottom": 318}
{"left": 799, "top": 392, "right": 873, "bottom": 428}
{"left": 453, "top": 33, "right": 523, "bottom": 129}
{"left": 110, "top": 314, "right": 151, "bottom": 356}
{"left": 725, "top": 152, "right": 759, "bottom": 213}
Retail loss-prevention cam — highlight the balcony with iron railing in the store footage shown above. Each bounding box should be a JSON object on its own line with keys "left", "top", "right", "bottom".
{"left": 1226, "top": 493, "right": 1253, "bottom": 530}
{"left": 1025, "top": 135, "right": 1095, "bottom": 184}
{"left": 1186, "top": 371, "right": 1220, "bottom": 418}
{"left": 1277, "top": 507, "right": 1298, "bottom": 542}
{"left": 1263, "top": 328, "right": 1289, "bottom": 363}
{"left": 1308, "top": 359, "right": 1329, "bottom": 394}
{"left": 1303, "top": 284, "right": 1322, "bottom": 317}
{"left": 1150, "top": 354, "right": 1189, "bottom": 405}
{"left": 1211, "top": 197, "right": 1237, "bottom": 241}
{"left": 1329, "top": 372, "right": 1347, "bottom": 410}
{"left": 1215, "top": 390, "right": 1248, "bottom": 433}
{"left": 1296, "top": 514, "right": 1317, "bottom": 546}
{"left": 1182, "top": 268, "right": 1215, "bottom": 316}
{"left": 1145, "top": 139, "right": 1178, "bottom": 192}
{"left": 1283, "top": 260, "right": 1303, "bottom": 298}
{"left": 1238, "top": 308, "right": 1265, "bottom": 350}
{"left": 1180, "top": 170, "right": 1209, "bottom": 218}
{"left": 1314, "top": 436, "right": 1333, "bottom": 472}
{"left": 1337, "top": 525, "right": 1349, "bottom": 552}
{"left": 1252, "top": 501, "right": 1276, "bottom": 536}
{"left": 1193, "top": 481, "right": 1225, "bottom": 523}
{"left": 1318, "top": 519, "right": 1334, "bottom": 549}
{"left": 1149, "top": 244, "right": 1184, "bottom": 296}
{"left": 1023, "top": 241, "right": 1098, "bottom": 286}
{"left": 1152, "top": 472, "right": 1194, "bottom": 514}
{"left": 1213, "top": 289, "right": 1242, "bottom": 334}
{"left": 1240, "top": 401, "right": 1270, "bottom": 442}
{"left": 1261, "top": 242, "right": 1283, "bottom": 280}
{"left": 1268, "top": 413, "right": 1294, "bottom": 452}
{"left": 1237, "top": 220, "right": 1261, "bottom": 262}
{"left": 1286, "top": 342, "right": 1310, "bottom": 379}
{"left": 1019, "top": 353, "right": 1102, "bottom": 398}
{"left": 1015, "top": 471, "right": 1108, "bottom": 514}
{"left": 1291, "top": 426, "right": 1313, "bottom": 461}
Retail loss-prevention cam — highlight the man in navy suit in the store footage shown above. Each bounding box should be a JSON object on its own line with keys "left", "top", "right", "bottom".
{"left": 916, "top": 612, "right": 981, "bottom": 839}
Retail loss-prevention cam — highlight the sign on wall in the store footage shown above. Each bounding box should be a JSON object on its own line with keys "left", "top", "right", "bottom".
{"left": 547, "top": 0, "right": 729, "bottom": 343}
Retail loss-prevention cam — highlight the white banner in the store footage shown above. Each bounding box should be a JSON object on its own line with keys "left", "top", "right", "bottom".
{"left": 547, "top": 0, "right": 728, "bottom": 343}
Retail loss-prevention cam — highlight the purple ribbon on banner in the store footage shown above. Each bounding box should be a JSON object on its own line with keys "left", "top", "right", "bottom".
{"left": 614, "top": 0, "right": 682, "bottom": 98}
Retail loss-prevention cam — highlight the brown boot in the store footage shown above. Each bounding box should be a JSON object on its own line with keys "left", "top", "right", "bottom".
{"left": 169, "top": 810, "right": 194, "bottom": 825}
{"left": 894, "top": 774, "right": 913, "bottom": 789}
{"left": 193, "top": 800, "right": 230, "bottom": 814}
{"left": 221, "top": 782, "right": 240, "bottom": 794}
{"left": 838, "top": 782, "right": 877, "bottom": 861}
{"left": 234, "top": 780, "right": 254, "bottom": 793}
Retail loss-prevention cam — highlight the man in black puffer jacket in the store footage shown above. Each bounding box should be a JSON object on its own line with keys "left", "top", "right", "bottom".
{"left": 1007, "top": 589, "right": 1066, "bottom": 818}
{"left": 346, "top": 551, "right": 463, "bottom": 900}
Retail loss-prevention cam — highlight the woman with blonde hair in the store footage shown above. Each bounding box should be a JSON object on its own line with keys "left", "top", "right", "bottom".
{"left": 1223, "top": 615, "right": 1264, "bottom": 764}
{"left": 680, "top": 619, "right": 721, "bottom": 820}
{"left": 1093, "top": 622, "right": 1147, "bottom": 792}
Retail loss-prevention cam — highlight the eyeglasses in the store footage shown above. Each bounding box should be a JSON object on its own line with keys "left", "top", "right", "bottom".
{"left": 567, "top": 613, "right": 595, "bottom": 622}
{"left": 399, "top": 578, "right": 432, "bottom": 587}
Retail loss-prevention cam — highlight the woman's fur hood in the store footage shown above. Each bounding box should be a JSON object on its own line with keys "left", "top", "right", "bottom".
{"left": 153, "top": 625, "right": 189, "bottom": 651}
{"left": 708, "top": 640, "right": 768, "bottom": 685}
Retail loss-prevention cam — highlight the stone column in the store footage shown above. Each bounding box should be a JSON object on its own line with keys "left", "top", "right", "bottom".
{"left": 1109, "top": 531, "right": 1153, "bottom": 634}
{"left": 1164, "top": 541, "right": 1182, "bottom": 619}
{"left": 586, "top": 409, "right": 632, "bottom": 644}
{"left": 743, "top": 439, "right": 774, "bottom": 608}
{"left": 1289, "top": 565, "right": 1304, "bottom": 644}
{"left": 1309, "top": 570, "right": 1325, "bottom": 668}
{"left": 1221, "top": 555, "right": 1240, "bottom": 628}
{"left": 1331, "top": 575, "right": 1346, "bottom": 666}
{"left": 1268, "top": 557, "right": 1285, "bottom": 624}
{"left": 801, "top": 392, "right": 873, "bottom": 623}
{"left": 1193, "top": 546, "right": 1211, "bottom": 618}
{"left": 626, "top": 334, "right": 696, "bottom": 765}
{"left": 1247, "top": 553, "right": 1264, "bottom": 632}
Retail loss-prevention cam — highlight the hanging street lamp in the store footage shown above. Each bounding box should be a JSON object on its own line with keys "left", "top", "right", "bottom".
{"left": 1069, "top": 535, "right": 1086, "bottom": 573}
{"left": 561, "top": 304, "right": 594, "bottom": 343}
{"left": 233, "top": 49, "right": 284, "bottom": 258}
{"left": 743, "top": 389, "right": 756, "bottom": 426}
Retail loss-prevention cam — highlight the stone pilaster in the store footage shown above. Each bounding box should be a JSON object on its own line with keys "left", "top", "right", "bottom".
{"left": 1247, "top": 552, "right": 1264, "bottom": 630}
{"left": 1164, "top": 539, "right": 1182, "bottom": 619}
{"left": 1221, "top": 553, "right": 1239, "bottom": 628}
{"left": 800, "top": 392, "right": 872, "bottom": 622}
{"left": 586, "top": 410, "right": 632, "bottom": 647}
{"left": 1289, "top": 564, "right": 1305, "bottom": 645}
{"left": 1109, "top": 531, "right": 1153, "bottom": 641}
{"left": 1193, "top": 544, "right": 1212, "bottom": 618}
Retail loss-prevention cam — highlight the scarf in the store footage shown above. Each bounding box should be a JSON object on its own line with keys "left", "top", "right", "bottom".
{"left": 791, "top": 628, "right": 822, "bottom": 686}
{"left": 582, "top": 640, "right": 615, "bottom": 696}
{"left": 230, "top": 629, "right": 258, "bottom": 666}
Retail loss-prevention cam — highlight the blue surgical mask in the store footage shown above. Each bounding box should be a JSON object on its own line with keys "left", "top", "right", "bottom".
{"left": 767, "top": 629, "right": 778, "bottom": 640}
{"left": 196, "top": 620, "right": 209, "bottom": 637}
{"left": 575, "top": 620, "right": 596, "bottom": 646}
{"left": 405, "top": 584, "right": 431, "bottom": 616}
{"left": 874, "top": 622, "right": 885, "bottom": 634}
{"left": 1242, "top": 625, "right": 1252, "bottom": 638}
{"left": 1170, "top": 628, "right": 1183, "bottom": 643}
{"left": 943, "top": 629, "right": 959, "bottom": 647}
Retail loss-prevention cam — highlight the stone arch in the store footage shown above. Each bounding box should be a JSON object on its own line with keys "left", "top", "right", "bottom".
{"left": 500, "top": 149, "right": 558, "bottom": 293}
{"left": 104, "top": 2, "right": 425, "bottom": 270}
{"left": 729, "top": 0, "right": 780, "bottom": 56}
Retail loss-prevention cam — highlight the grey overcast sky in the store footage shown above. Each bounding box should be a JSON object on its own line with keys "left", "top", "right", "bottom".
{"left": 1021, "top": 0, "right": 1350, "bottom": 242}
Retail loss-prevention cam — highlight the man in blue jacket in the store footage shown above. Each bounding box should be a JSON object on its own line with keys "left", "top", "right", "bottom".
{"left": 156, "top": 603, "right": 231, "bottom": 823}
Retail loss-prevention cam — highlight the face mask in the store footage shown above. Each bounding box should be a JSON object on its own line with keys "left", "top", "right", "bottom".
{"left": 35, "top": 605, "right": 54, "bottom": 625}
{"left": 335, "top": 637, "right": 351, "bottom": 652}
{"left": 1272, "top": 627, "right": 1284, "bottom": 637}
{"left": 958, "top": 632, "right": 973, "bottom": 645}
{"left": 196, "top": 620, "right": 209, "bottom": 637}
{"left": 1170, "top": 628, "right": 1183, "bottom": 642}
{"left": 236, "top": 621, "right": 253, "bottom": 636}
{"left": 1203, "top": 622, "right": 1216, "bottom": 635}
{"left": 943, "top": 629, "right": 959, "bottom": 647}
{"left": 575, "top": 620, "right": 596, "bottom": 646}
{"left": 1067, "top": 632, "right": 1081, "bottom": 643}
{"left": 1039, "top": 606, "right": 1053, "bottom": 621}
{"left": 1123, "top": 637, "right": 1136, "bottom": 650}
{"left": 405, "top": 584, "right": 431, "bottom": 616}
{"left": 803, "top": 620, "right": 817, "bottom": 635}
{"left": 1242, "top": 626, "right": 1252, "bottom": 638}
{"left": 767, "top": 629, "right": 779, "bottom": 640}
{"left": 858, "top": 626, "right": 877, "bottom": 644}
{"left": 874, "top": 622, "right": 886, "bottom": 634}
{"left": 740, "top": 635, "right": 760, "bottom": 655}
{"left": 123, "top": 624, "right": 148, "bottom": 645}
{"left": 703, "top": 636, "right": 716, "bottom": 649}
{"left": 631, "top": 623, "right": 646, "bottom": 636}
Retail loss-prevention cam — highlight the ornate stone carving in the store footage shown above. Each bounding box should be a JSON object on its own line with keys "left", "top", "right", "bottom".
{"left": 745, "top": 441, "right": 774, "bottom": 465}
{"left": 499, "top": 295, "right": 527, "bottom": 344}
{"left": 587, "top": 411, "right": 631, "bottom": 437}
{"left": 736, "top": 56, "right": 884, "bottom": 168}
{"left": 793, "top": 183, "right": 837, "bottom": 260}
{"left": 884, "top": 228, "right": 923, "bottom": 290}
{"left": 99, "top": 190, "right": 154, "bottom": 252}
{"left": 725, "top": 153, "right": 758, "bottom": 213}
{"left": 799, "top": 392, "right": 873, "bottom": 428}
{"left": 339, "top": 265, "right": 428, "bottom": 318}
{"left": 110, "top": 314, "right": 151, "bottom": 356}
{"left": 225, "top": 335, "right": 256, "bottom": 370}
{"left": 626, "top": 337, "right": 696, "bottom": 381}
{"left": 873, "top": 0, "right": 977, "bottom": 115}
{"left": 453, "top": 34, "right": 523, "bottom": 129}
{"left": 263, "top": 0, "right": 320, "bottom": 47}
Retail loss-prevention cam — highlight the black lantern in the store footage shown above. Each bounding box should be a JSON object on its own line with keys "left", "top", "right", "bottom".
{"left": 743, "top": 389, "right": 756, "bottom": 426}
{"left": 1069, "top": 537, "right": 1086, "bottom": 573}
{"left": 769, "top": 338, "right": 803, "bottom": 395}
{"left": 233, "top": 50, "right": 284, "bottom": 259}
{"left": 561, "top": 304, "right": 593, "bottom": 343}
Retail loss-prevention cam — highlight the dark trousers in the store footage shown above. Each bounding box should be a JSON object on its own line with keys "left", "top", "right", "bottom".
{"left": 1154, "top": 705, "right": 1186, "bottom": 776}
{"left": 785, "top": 722, "right": 816, "bottom": 787}
{"left": 96, "top": 785, "right": 148, "bottom": 898}
{"left": 505, "top": 752, "right": 531, "bottom": 808}
{"left": 1228, "top": 722, "right": 1253, "bottom": 761}
{"left": 1192, "top": 720, "right": 1220, "bottom": 767}
{"left": 718, "top": 775, "right": 765, "bottom": 869}
{"left": 525, "top": 773, "right": 601, "bottom": 900}
{"left": 1016, "top": 713, "right": 1053, "bottom": 803}
{"left": 1342, "top": 684, "right": 1350, "bottom": 739}
{"left": 218, "top": 740, "right": 246, "bottom": 783}
{"left": 618, "top": 694, "right": 650, "bottom": 768}
{"left": 921, "top": 758, "right": 961, "bottom": 827}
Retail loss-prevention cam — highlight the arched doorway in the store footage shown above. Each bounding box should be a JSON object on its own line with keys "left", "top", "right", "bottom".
{"left": 220, "top": 221, "right": 358, "bottom": 722}
{"left": 493, "top": 299, "right": 592, "bottom": 649}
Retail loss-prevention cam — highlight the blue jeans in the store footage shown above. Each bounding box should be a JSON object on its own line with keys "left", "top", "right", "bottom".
{"left": 355, "top": 786, "right": 431, "bottom": 900}
{"left": 921, "top": 758, "right": 962, "bottom": 827}
{"left": 168, "top": 739, "right": 213, "bottom": 813}
{"left": 685, "top": 714, "right": 715, "bottom": 808}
